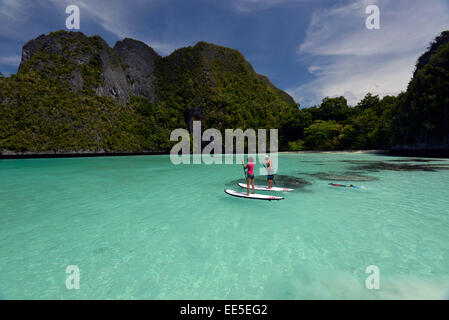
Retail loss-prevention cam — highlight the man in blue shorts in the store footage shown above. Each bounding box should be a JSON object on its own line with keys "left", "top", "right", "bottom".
{"left": 264, "top": 155, "right": 275, "bottom": 189}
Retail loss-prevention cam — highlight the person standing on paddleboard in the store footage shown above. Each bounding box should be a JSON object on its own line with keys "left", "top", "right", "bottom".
{"left": 264, "top": 155, "right": 275, "bottom": 189}
{"left": 242, "top": 157, "right": 255, "bottom": 195}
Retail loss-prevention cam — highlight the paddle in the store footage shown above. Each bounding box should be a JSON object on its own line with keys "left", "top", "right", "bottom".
{"left": 241, "top": 160, "right": 247, "bottom": 180}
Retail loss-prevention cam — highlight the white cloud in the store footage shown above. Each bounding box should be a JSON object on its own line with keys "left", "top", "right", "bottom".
{"left": 233, "top": 0, "right": 317, "bottom": 13}
{"left": 307, "top": 65, "right": 324, "bottom": 76}
{"left": 44, "top": 0, "right": 132, "bottom": 39}
{"left": 0, "top": 0, "right": 26, "bottom": 20}
{"left": 288, "top": 52, "right": 417, "bottom": 106}
{"left": 48, "top": 0, "right": 179, "bottom": 56}
{"left": 144, "top": 40, "right": 180, "bottom": 56}
{"left": 0, "top": 55, "right": 21, "bottom": 66}
{"left": 0, "top": 0, "right": 32, "bottom": 39}
{"left": 290, "top": 0, "right": 449, "bottom": 106}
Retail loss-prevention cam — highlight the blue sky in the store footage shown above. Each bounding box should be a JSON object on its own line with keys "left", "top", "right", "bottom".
{"left": 1, "top": 0, "right": 449, "bottom": 106}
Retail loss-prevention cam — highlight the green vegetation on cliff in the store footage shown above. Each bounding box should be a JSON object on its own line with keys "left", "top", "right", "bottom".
{"left": 153, "top": 42, "right": 300, "bottom": 148}
{"left": 0, "top": 71, "right": 144, "bottom": 152}
{"left": 390, "top": 31, "right": 449, "bottom": 149}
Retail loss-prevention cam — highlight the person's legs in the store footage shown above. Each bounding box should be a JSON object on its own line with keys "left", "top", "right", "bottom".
{"left": 267, "top": 175, "right": 273, "bottom": 189}
{"left": 246, "top": 177, "right": 250, "bottom": 195}
{"left": 251, "top": 178, "right": 255, "bottom": 194}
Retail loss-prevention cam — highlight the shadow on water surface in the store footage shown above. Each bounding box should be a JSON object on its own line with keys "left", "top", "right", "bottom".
{"left": 303, "top": 172, "right": 379, "bottom": 182}
{"left": 297, "top": 160, "right": 325, "bottom": 165}
{"left": 340, "top": 160, "right": 449, "bottom": 172}
{"left": 93, "top": 247, "right": 109, "bottom": 255}
{"left": 227, "top": 175, "right": 311, "bottom": 189}
{"left": 386, "top": 158, "right": 443, "bottom": 163}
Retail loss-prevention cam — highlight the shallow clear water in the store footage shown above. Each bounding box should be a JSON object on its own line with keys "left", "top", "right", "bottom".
{"left": 1, "top": 152, "right": 449, "bottom": 299}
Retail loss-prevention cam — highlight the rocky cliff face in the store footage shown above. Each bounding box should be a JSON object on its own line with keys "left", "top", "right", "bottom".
{"left": 19, "top": 31, "right": 131, "bottom": 102}
{"left": 114, "top": 38, "right": 161, "bottom": 102}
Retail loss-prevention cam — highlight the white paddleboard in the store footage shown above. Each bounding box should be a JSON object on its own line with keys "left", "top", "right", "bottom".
{"left": 238, "top": 183, "right": 294, "bottom": 192}
{"left": 225, "top": 189, "right": 284, "bottom": 200}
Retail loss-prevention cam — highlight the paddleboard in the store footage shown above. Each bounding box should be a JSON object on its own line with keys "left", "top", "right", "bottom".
{"left": 238, "top": 183, "right": 293, "bottom": 192}
{"left": 224, "top": 189, "right": 284, "bottom": 201}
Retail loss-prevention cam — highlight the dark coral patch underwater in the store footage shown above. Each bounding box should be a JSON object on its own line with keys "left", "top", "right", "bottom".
{"left": 305, "top": 172, "right": 378, "bottom": 182}
{"left": 340, "top": 160, "right": 449, "bottom": 172}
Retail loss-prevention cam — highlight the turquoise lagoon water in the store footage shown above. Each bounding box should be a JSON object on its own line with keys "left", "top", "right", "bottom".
{"left": 1, "top": 152, "right": 449, "bottom": 299}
